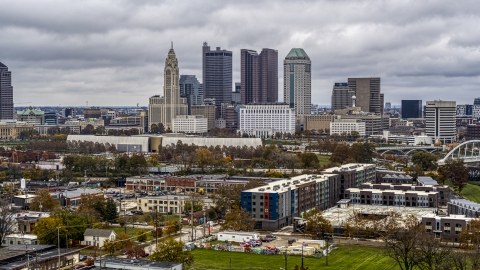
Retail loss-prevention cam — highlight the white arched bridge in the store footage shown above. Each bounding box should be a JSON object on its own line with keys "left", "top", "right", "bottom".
{"left": 438, "top": 140, "right": 480, "bottom": 166}
{"left": 375, "top": 145, "right": 442, "bottom": 155}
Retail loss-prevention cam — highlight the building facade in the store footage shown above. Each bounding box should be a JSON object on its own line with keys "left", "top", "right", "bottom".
{"left": 241, "top": 174, "right": 339, "bottom": 230}
{"left": 172, "top": 115, "right": 208, "bottom": 134}
{"left": 304, "top": 115, "right": 336, "bottom": 132}
{"left": 240, "top": 48, "right": 278, "bottom": 105}
{"left": 16, "top": 107, "right": 45, "bottom": 125}
{"left": 456, "top": 104, "right": 473, "bottom": 116}
{"left": 179, "top": 75, "right": 203, "bottom": 112}
{"left": 238, "top": 103, "right": 296, "bottom": 138}
{"left": 425, "top": 100, "right": 456, "bottom": 143}
{"left": 330, "top": 119, "right": 366, "bottom": 136}
{"left": 137, "top": 195, "right": 214, "bottom": 214}
{"left": 190, "top": 104, "right": 216, "bottom": 131}
{"left": 202, "top": 42, "right": 232, "bottom": 113}
{"left": 348, "top": 78, "right": 383, "bottom": 114}
{"left": 401, "top": 100, "right": 422, "bottom": 119}
{"left": 345, "top": 188, "right": 438, "bottom": 208}
{"left": 0, "top": 122, "right": 36, "bottom": 139}
{"left": 331, "top": 83, "right": 354, "bottom": 112}
{"left": 283, "top": 48, "right": 311, "bottom": 129}
{"left": 0, "top": 62, "right": 14, "bottom": 120}
{"left": 148, "top": 46, "right": 188, "bottom": 130}
{"left": 323, "top": 163, "right": 376, "bottom": 201}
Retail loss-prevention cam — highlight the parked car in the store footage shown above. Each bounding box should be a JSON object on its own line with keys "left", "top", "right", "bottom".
{"left": 266, "top": 234, "right": 277, "bottom": 239}
{"left": 251, "top": 240, "right": 262, "bottom": 247}
{"left": 73, "top": 265, "right": 85, "bottom": 270}
{"left": 261, "top": 237, "right": 272, "bottom": 242}
{"left": 142, "top": 222, "right": 148, "bottom": 226}
{"left": 288, "top": 239, "right": 297, "bottom": 245}
{"left": 79, "top": 255, "right": 87, "bottom": 261}
{"left": 133, "top": 222, "right": 141, "bottom": 225}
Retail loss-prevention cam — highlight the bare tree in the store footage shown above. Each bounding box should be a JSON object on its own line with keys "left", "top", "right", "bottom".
{"left": 0, "top": 198, "right": 16, "bottom": 244}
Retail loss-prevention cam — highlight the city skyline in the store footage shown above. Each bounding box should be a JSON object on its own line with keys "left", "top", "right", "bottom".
{"left": 1, "top": 1, "right": 480, "bottom": 106}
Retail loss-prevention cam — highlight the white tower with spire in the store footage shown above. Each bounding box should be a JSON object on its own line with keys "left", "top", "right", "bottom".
{"left": 148, "top": 44, "right": 188, "bottom": 130}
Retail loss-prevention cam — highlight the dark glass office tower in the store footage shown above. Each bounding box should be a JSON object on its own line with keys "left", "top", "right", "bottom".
{"left": 0, "top": 62, "right": 14, "bottom": 120}
{"left": 401, "top": 100, "right": 422, "bottom": 119}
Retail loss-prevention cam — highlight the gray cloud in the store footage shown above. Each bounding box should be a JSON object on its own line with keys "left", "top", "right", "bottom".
{"left": 1, "top": 0, "right": 480, "bottom": 106}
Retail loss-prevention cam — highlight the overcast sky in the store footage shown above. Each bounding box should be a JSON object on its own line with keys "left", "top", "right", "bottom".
{"left": 1, "top": 0, "right": 480, "bottom": 107}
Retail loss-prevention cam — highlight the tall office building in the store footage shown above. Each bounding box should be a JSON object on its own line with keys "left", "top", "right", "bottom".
{"left": 331, "top": 82, "right": 354, "bottom": 111}
{"left": 232, "top": 82, "right": 241, "bottom": 103}
{"left": 240, "top": 48, "right": 278, "bottom": 105}
{"left": 401, "top": 100, "right": 422, "bottom": 119}
{"left": 202, "top": 42, "right": 232, "bottom": 114}
{"left": 179, "top": 75, "right": 203, "bottom": 114}
{"left": 474, "top": 98, "right": 480, "bottom": 106}
{"left": 241, "top": 49, "right": 259, "bottom": 104}
{"left": 347, "top": 78, "right": 383, "bottom": 114}
{"left": 0, "top": 62, "right": 14, "bottom": 120}
{"left": 425, "top": 100, "right": 456, "bottom": 144}
{"left": 283, "top": 48, "right": 311, "bottom": 128}
{"left": 456, "top": 104, "right": 473, "bottom": 116}
{"left": 148, "top": 45, "right": 188, "bottom": 129}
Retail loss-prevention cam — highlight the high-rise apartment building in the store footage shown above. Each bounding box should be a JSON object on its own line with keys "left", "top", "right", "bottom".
{"left": 425, "top": 100, "right": 456, "bottom": 143}
{"left": 202, "top": 42, "right": 232, "bottom": 114}
{"left": 148, "top": 45, "right": 188, "bottom": 130}
{"left": 474, "top": 98, "right": 480, "bottom": 106}
{"left": 283, "top": 48, "right": 311, "bottom": 128}
{"left": 331, "top": 82, "right": 354, "bottom": 112}
{"left": 401, "top": 100, "right": 422, "bottom": 119}
{"left": 240, "top": 48, "right": 278, "bottom": 105}
{"left": 347, "top": 78, "right": 383, "bottom": 114}
{"left": 0, "top": 62, "right": 14, "bottom": 120}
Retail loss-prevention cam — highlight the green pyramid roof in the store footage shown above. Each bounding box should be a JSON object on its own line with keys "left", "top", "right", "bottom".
{"left": 286, "top": 48, "right": 309, "bottom": 59}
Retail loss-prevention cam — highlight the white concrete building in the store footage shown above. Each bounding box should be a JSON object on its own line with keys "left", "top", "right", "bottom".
{"left": 2, "top": 234, "right": 38, "bottom": 246}
{"left": 330, "top": 119, "right": 366, "bottom": 136}
{"left": 172, "top": 115, "right": 207, "bottom": 134}
{"left": 238, "top": 103, "right": 296, "bottom": 138}
{"left": 425, "top": 100, "right": 456, "bottom": 144}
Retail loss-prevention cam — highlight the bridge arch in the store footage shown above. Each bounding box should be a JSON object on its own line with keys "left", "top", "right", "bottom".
{"left": 439, "top": 140, "right": 480, "bottom": 165}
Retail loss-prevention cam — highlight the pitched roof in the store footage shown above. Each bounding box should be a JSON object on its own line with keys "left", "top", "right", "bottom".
{"left": 286, "top": 48, "right": 309, "bottom": 59}
{"left": 83, "top": 228, "right": 115, "bottom": 238}
{"left": 0, "top": 62, "right": 6, "bottom": 68}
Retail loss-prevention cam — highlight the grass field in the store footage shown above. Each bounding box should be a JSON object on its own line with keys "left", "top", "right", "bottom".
{"left": 317, "top": 155, "right": 331, "bottom": 167}
{"left": 113, "top": 227, "right": 152, "bottom": 241}
{"left": 190, "top": 245, "right": 398, "bottom": 270}
{"left": 462, "top": 183, "right": 480, "bottom": 203}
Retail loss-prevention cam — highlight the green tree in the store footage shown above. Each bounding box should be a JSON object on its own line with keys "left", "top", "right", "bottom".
{"left": 184, "top": 202, "right": 203, "bottom": 212}
{"left": 195, "top": 148, "right": 214, "bottom": 172}
{"left": 151, "top": 238, "right": 194, "bottom": 266}
{"left": 33, "top": 217, "right": 68, "bottom": 246}
{"left": 221, "top": 205, "right": 255, "bottom": 231}
{"left": 164, "top": 220, "right": 179, "bottom": 236}
{"left": 104, "top": 198, "right": 118, "bottom": 223}
{"left": 116, "top": 232, "right": 133, "bottom": 250}
{"left": 302, "top": 208, "right": 333, "bottom": 239}
{"left": 208, "top": 209, "right": 217, "bottom": 220}
{"left": 151, "top": 227, "right": 163, "bottom": 239}
{"left": 330, "top": 144, "right": 350, "bottom": 164}
{"left": 300, "top": 152, "right": 320, "bottom": 168}
{"left": 103, "top": 239, "right": 117, "bottom": 255}
{"left": 30, "top": 189, "right": 60, "bottom": 212}
{"left": 438, "top": 159, "right": 469, "bottom": 192}
{"left": 411, "top": 152, "right": 438, "bottom": 171}
{"left": 136, "top": 229, "right": 148, "bottom": 242}
{"left": 349, "top": 143, "right": 375, "bottom": 163}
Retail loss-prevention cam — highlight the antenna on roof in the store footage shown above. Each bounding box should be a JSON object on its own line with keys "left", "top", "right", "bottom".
{"left": 171, "top": 41, "right": 173, "bottom": 49}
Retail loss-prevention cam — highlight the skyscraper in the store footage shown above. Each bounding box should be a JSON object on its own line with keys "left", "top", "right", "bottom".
{"left": 283, "top": 48, "right": 311, "bottom": 128}
{"left": 148, "top": 45, "right": 188, "bottom": 129}
{"left": 331, "top": 82, "right": 354, "bottom": 111}
{"left": 347, "top": 78, "right": 383, "bottom": 114}
{"left": 179, "top": 75, "right": 203, "bottom": 114}
{"left": 240, "top": 48, "right": 278, "bottom": 105}
{"left": 425, "top": 100, "right": 456, "bottom": 143}
{"left": 202, "top": 42, "right": 232, "bottom": 114}
{"left": 401, "top": 100, "right": 422, "bottom": 119}
{"left": 0, "top": 62, "right": 14, "bottom": 120}
{"left": 260, "top": 48, "right": 278, "bottom": 103}
{"left": 240, "top": 49, "right": 259, "bottom": 105}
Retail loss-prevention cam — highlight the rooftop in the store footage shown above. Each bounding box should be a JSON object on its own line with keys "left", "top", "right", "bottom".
{"left": 243, "top": 174, "right": 337, "bottom": 194}
{"left": 450, "top": 199, "right": 480, "bottom": 211}
{"left": 285, "top": 48, "right": 309, "bottom": 59}
{"left": 94, "top": 257, "right": 181, "bottom": 270}
{"left": 323, "top": 163, "right": 375, "bottom": 173}
{"left": 347, "top": 187, "right": 437, "bottom": 196}
{"left": 323, "top": 204, "right": 435, "bottom": 227}
{"left": 83, "top": 228, "right": 115, "bottom": 238}
{"left": 417, "top": 176, "right": 439, "bottom": 186}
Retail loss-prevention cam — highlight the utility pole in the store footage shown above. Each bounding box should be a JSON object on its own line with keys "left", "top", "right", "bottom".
{"left": 155, "top": 207, "right": 158, "bottom": 246}
{"left": 57, "top": 227, "right": 60, "bottom": 269}
{"left": 191, "top": 195, "right": 194, "bottom": 241}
